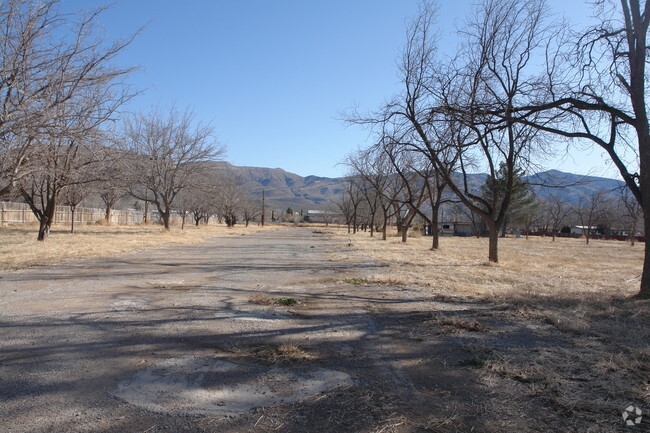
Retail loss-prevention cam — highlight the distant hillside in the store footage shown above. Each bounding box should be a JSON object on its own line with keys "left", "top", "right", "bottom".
{"left": 526, "top": 170, "right": 625, "bottom": 204}
{"left": 211, "top": 163, "right": 626, "bottom": 210}
{"left": 212, "top": 162, "right": 346, "bottom": 211}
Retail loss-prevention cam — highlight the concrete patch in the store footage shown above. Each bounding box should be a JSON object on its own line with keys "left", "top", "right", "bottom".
{"left": 112, "top": 357, "right": 352, "bottom": 416}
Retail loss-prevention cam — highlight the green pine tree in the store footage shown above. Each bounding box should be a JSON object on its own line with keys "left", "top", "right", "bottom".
{"left": 482, "top": 163, "right": 537, "bottom": 236}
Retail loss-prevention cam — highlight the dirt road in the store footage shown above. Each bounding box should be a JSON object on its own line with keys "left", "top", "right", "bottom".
{"left": 0, "top": 227, "right": 598, "bottom": 432}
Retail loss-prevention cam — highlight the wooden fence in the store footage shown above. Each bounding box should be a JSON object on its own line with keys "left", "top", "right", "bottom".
{"left": 0, "top": 201, "right": 152, "bottom": 226}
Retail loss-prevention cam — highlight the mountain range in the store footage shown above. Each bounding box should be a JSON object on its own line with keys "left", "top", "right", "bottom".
{"left": 217, "top": 163, "right": 626, "bottom": 211}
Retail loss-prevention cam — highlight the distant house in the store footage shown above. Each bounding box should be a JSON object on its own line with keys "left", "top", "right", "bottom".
{"left": 305, "top": 209, "right": 338, "bottom": 224}
{"left": 437, "top": 221, "right": 475, "bottom": 237}
{"left": 570, "top": 225, "right": 596, "bottom": 235}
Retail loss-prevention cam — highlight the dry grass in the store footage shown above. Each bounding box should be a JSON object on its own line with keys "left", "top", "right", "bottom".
{"left": 0, "top": 223, "right": 275, "bottom": 271}
{"left": 225, "top": 342, "right": 314, "bottom": 365}
{"left": 329, "top": 227, "right": 643, "bottom": 300}
{"left": 328, "top": 227, "right": 649, "bottom": 432}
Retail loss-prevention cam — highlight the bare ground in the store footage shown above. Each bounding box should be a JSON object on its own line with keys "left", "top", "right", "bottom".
{"left": 0, "top": 227, "right": 647, "bottom": 432}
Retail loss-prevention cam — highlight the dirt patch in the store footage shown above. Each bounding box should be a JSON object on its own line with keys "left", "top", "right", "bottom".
{"left": 112, "top": 357, "right": 352, "bottom": 416}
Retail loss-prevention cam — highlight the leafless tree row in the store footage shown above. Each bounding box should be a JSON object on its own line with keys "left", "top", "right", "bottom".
{"left": 0, "top": 1, "right": 264, "bottom": 239}
{"left": 347, "top": 0, "right": 650, "bottom": 298}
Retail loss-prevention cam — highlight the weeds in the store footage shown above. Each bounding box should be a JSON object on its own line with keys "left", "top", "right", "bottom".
{"left": 459, "top": 356, "right": 488, "bottom": 368}
{"left": 275, "top": 297, "right": 298, "bottom": 305}
{"left": 344, "top": 277, "right": 368, "bottom": 286}
{"left": 249, "top": 293, "right": 300, "bottom": 306}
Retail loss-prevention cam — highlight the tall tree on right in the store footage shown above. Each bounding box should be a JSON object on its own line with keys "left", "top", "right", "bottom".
{"left": 517, "top": 0, "right": 650, "bottom": 297}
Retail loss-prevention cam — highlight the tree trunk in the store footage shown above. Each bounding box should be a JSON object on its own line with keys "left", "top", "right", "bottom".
{"left": 431, "top": 207, "right": 439, "bottom": 250}
{"left": 70, "top": 206, "right": 76, "bottom": 234}
{"left": 36, "top": 197, "right": 57, "bottom": 241}
{"left": 105, "top": 205, "right": 112, "bottom": 223}
{"left": 37, "top": 217, "right": 52, "bottom": 241}
{"left": 181, "top": 215, "right": 186, "bottom": 229}
{"left": 162, "top": 212, "right": 171, "bottom": 230}
{"left": 487, "top": 221, "right": 499, "bottom": 263}
{"left": 638, "top": 210, "right": 650, "bottom": 298}
{"left": 431, "top": 222, "right": 439, "bottom": 250}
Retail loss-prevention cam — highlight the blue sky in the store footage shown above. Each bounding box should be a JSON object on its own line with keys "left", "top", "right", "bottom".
{"left": 63, "top": 0, "right": 619, "bottom": 179}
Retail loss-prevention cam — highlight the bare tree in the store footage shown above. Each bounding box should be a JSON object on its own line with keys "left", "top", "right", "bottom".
{"left": 17, "top": 106, "right": 113, "bottom": 240}
{"left": 339, "top": 177, "right": 364, "bottom": 234}
{"left": 0, "top": 0, "right": 137, "bottom": 199}
{"left": 393, "top": 0, "right": 548, "bottom": 261}
{"left": 620, "top": 188, "right": 643, "bottom": 246}
{"left": 541, "top": 195, "right": 572, "bottom": 241}
{"left": 345, "top": 146, "right": 400, "bottom": 240}
{"left": 241, "top": 196, "right": 261, "bottom": 227}
{"left": 575, "top": 192, "right": 606, "bottom": 245}
{"left": 124, "top": 107, "right": 224, "bottom": 230}
{"left": 510, "top": 0, "right": 650, "bottom": 297}
{"left": 63, "top": 183, "right": 91, "bottom": 234}
{"left": 96, "top": 149, "right": 130, "bottom": 223}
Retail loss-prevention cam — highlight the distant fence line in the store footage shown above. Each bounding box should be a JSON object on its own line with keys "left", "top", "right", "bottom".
{"left": 0, "top": 201, "right": 153, "bottom": 226}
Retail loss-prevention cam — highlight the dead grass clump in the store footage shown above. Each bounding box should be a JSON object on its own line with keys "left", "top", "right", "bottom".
{"left": 313, "top": 229, "right": 334, "bottom": 234}
{"left": 433, "top": 317, "right": 490, "bottom": 333}
{"left": 225, "top": 343, "right": 314, "bottom": 365}
{"left": 249, "top": 293, "right": 300, "bottom": 306}
{"left": 249, "top": 293, "right": 275, "bottom": 305}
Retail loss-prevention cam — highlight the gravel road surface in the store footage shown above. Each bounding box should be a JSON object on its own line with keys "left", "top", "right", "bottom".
{"left": 1, "top": 227, "right": 495, "bottom": 432}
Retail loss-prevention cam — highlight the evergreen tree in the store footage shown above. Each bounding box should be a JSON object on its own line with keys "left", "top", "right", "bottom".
{"left": 482, "top": 163, "right": 537, "bottom": 236}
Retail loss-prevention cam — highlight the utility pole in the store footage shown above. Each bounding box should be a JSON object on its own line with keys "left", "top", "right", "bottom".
{"left": 261, "top": 190, "right": 265, "bottom": 226}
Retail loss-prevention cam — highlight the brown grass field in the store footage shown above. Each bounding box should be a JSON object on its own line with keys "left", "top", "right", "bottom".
{"left": 329, "top": 227, "right": 643, "bottom": 300}
{"left": 329, "top": 227, "right": 649, "bottom": 431}
{"left": 0, "top": 222, "right": 274, "bottom": 271}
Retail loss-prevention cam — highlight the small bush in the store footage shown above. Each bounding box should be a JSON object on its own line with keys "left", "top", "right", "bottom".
{"left": 275, "top": 297, "right": 298, "bottom": 305}
{"left": 459, "top": 356, "right": 488, "bottom": 368}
